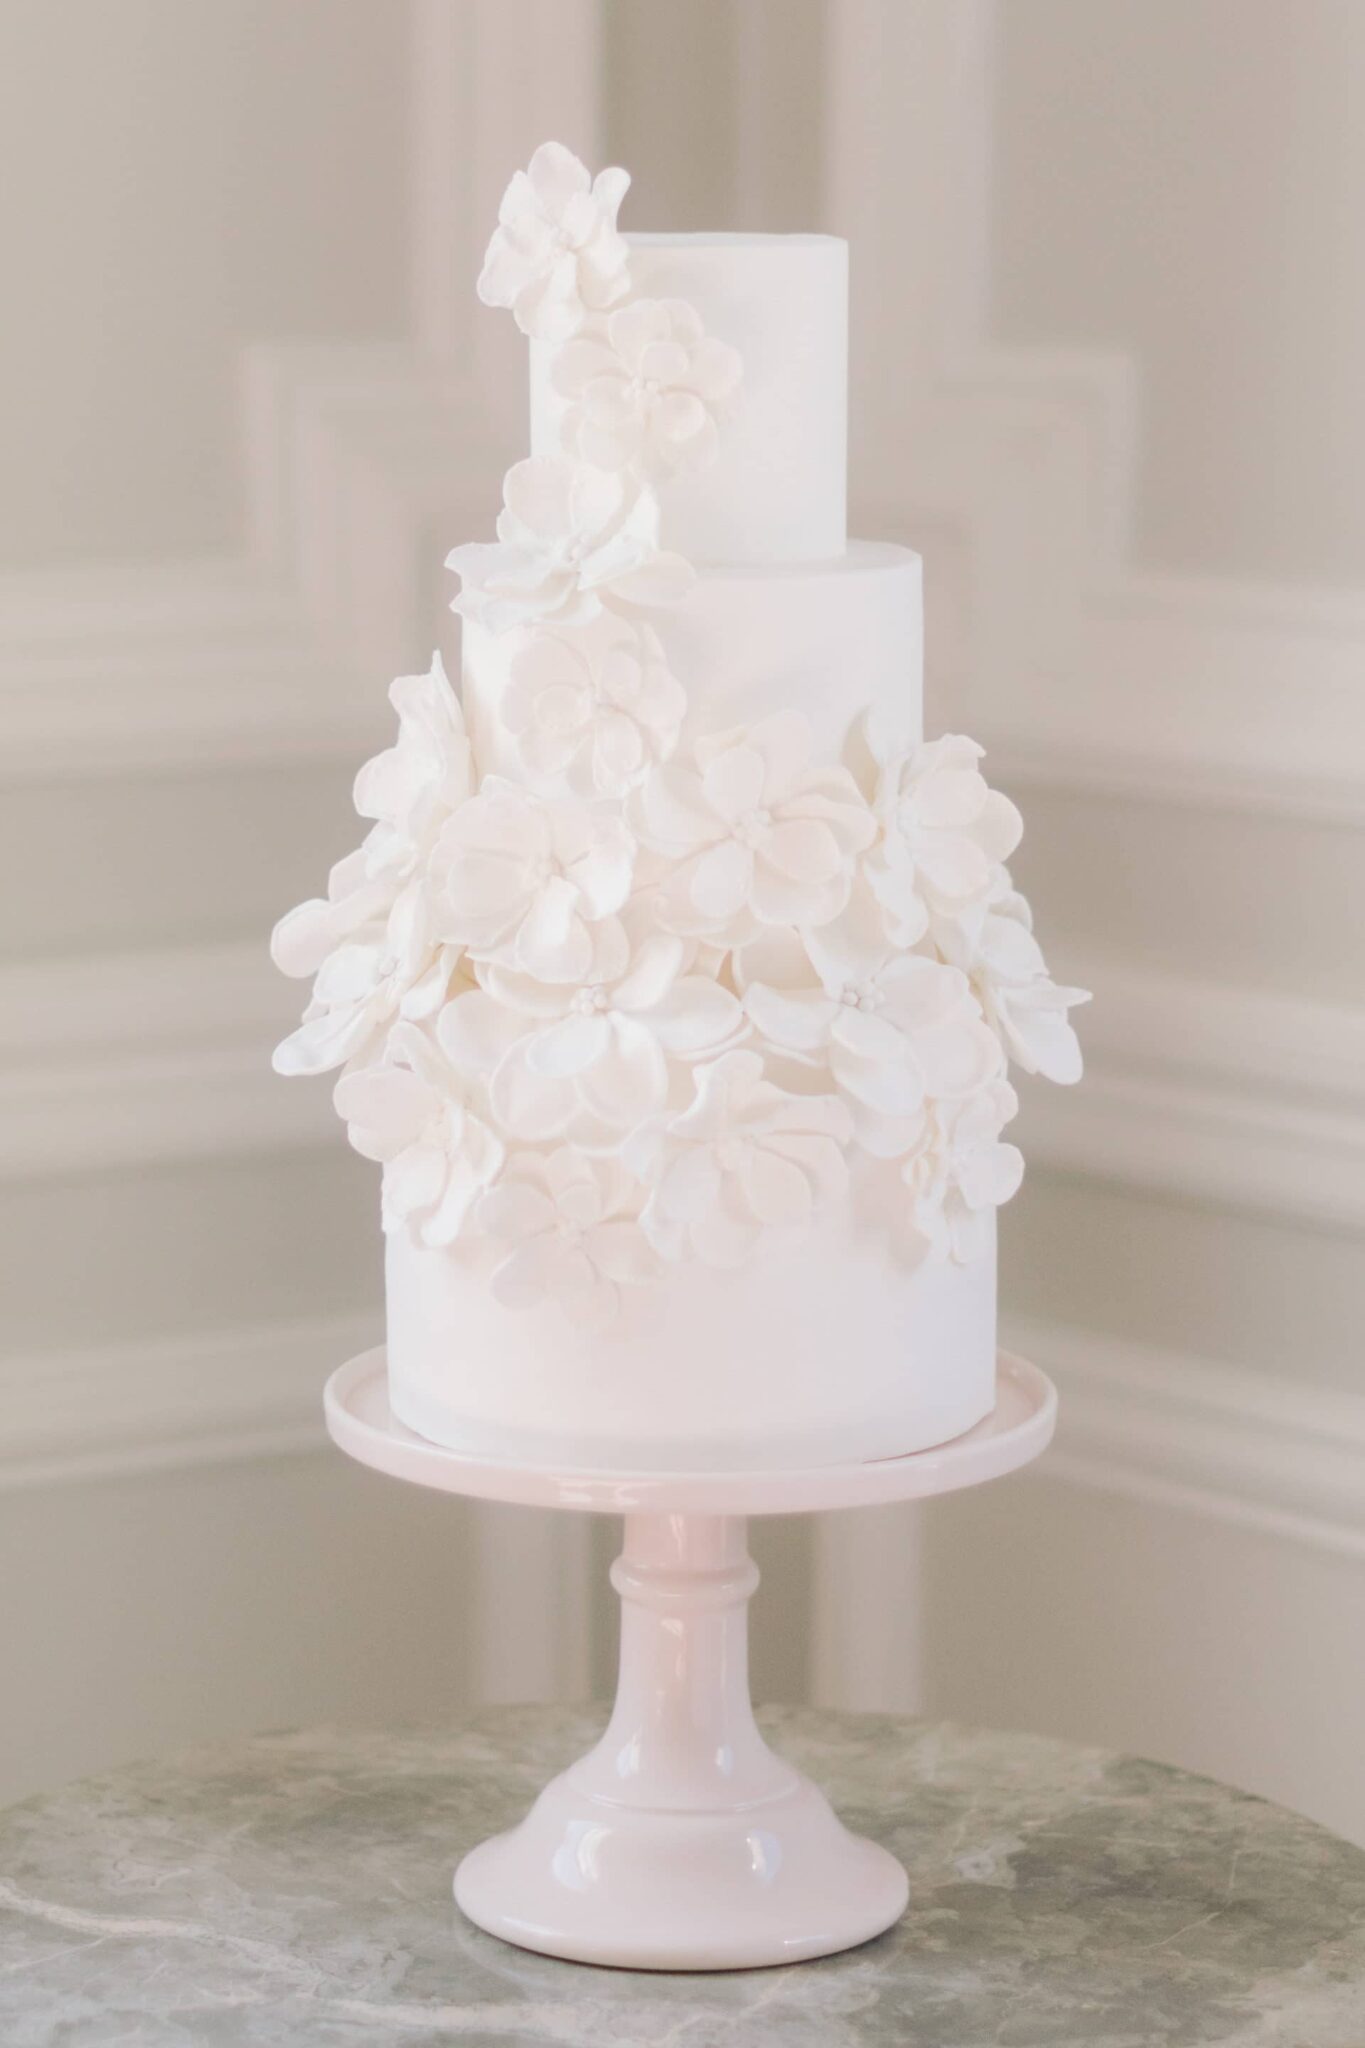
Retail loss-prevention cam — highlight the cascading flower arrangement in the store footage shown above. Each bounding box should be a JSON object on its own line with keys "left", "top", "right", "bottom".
{"left": 272, "top": 141, "right": 1087, "bottom": 1330}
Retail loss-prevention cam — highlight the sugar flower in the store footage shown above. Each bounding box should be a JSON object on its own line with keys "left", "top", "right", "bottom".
{"left": 477, "top": 1149, "right": 657, "bottom": 1328}
{"left": 443, "top": 914, "right": 743, "bottom": 1142}
{"left": 270, "top": 652, "right": 469, "bottom": 978}
{"left": 738, "top": 888, "right": 1002, "bottom": 1156}
{"left": 501, "top": 615, "right": 687, "bottom": 798}
{"left": 431, "top": 778, "right": 634, "bottom": 983}
{"left": 270, "top": 655, "right": 471, "bottom": 1076}
{"left": 270, "top": 879, "right": 458, "bottom": 1079}
{"left": 865, "top": 727, "right": 1023, "bottom": 947}
{"left": 447, "top": 459, "right": 693, "bottom": 636}
{"left": 477, "top": 142, "right": 631, "bottom": 342}
{"left": 901, "top": 1078, "right": 1024, "bottom": 1264}
{"left": 333, "top": 1023, "right": 503, "bottom": 1247}
{"left": 350, "top": 652, "right": 474, "bottom": 880}
{"left": 938, "top": 881, "right": 1088, "bottom": 1085}
{"left": 630, "top": 709, "right": 875, "bottom": 941}
{"left": 553, "top": 297, "right": 742, "bottom": 481}
{"left": 626, "top": 1050, "right": 852, "bottom": 1267}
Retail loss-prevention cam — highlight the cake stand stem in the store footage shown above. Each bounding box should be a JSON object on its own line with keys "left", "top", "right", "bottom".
{"left": 453, "top": 1509, "right": 909, "bottom": 1970}
{"left": 601, "top": 1513, "right": 791, "bottom": 1809}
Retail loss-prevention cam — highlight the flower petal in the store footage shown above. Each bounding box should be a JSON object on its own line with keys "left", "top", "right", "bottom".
{"left": 610, "top": 932, "right": 686, "bottom": 1012}
{"left": 689, "top": 839, "right": 751, "bottom": 920}
{"left": 516, "top": 878, "right": 593, "bottom": 982}
{"left": 577, "top": 1019, "right": 669, "bottom": 1125}
{"left": 740, "top": 1146, "right": 814, "bottom": 1226}
{"left": 702, "top": 744, "right": 766, "bottom": 824}
{"left": 438, "top": 990, "right": 524, "bottom": 1073}
{"left": 761, "top": 817, "right": 842, "bottom": 884}
{"left": 649, "top": 977, "right": 743, "bottom": 1055}
{"left": 528, "top": 1012, "right": 612, "bottom": 1078}
{"left": 743, "top": 982, "right": 833, "bottom": 1056}
{"left": 480, "top": 1179, "right": 556, "bottom": 1242}
{"left": 585, "top": 1221, "right": 657, "bottom": 1286}
{"left": 490, "top": 1041, "right": 577, "bottom": 1138}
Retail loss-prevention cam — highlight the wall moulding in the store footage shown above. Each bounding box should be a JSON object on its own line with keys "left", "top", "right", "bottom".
{"left": 1010, "top": 1314, "right": 1365, "bottom": 1564}
{"left": 824, "top": 0, "right": 1365, "bottom": 826}
{"left": 0, "top": 1311, "right": 378, "bottom": 1493}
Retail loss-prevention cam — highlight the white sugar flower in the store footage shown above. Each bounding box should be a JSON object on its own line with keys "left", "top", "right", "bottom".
{"left": 270, "top": 654, "right": 471, "bottom": 1076}
{"left": 448, "top": 459, "right": 693, "bottom": 636}
{"left": 444, "top": 914, "right": 743, "bottom": 1142}
{"left": 270, "top": 844, "right": 394, "bottom": 995}
{"left": 630, "top": 709, "right": 875, "bottom": 942}
{"left": 939, "top": 881, "right": 1088, "bottom": 1084}
{"left": 865, "top": 728, "right": 1023, "bottom": 947}
{"left": 431, "top": 778, "right": 633, "bottom": 983}
{"left": 477, "top": 142, "right": 631, "bottom": 342}
{"left": 477, "top": 1149, "right": 657, "bottom": 1329}
{"left": 270, "top": 653, "right": 469, "bottom": 967}
{"left": 350, "top": 652, "right": 474, "bottom": 882}
{"left": 738, "top": 890, "right": 1002, "bottom": 1157}
{"left": 553, "top": 297, "right": 742, "bottom": 481}
{"left": 271, "top": 880, "right": 459, "bottom": 1078}
{"left": 901, "top": 1078, "right": 1024, "bottom": 1264}
{"left": 333, "top": 1023, "right": 503, "bottom": 1247}
{"left": 502, "top": 615, "right": 687, "bottom": 798}
{"left": 626, "top": 1050, "right": 851, "bottom": 1268}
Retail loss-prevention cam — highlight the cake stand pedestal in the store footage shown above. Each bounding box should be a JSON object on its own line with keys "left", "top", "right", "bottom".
{"left": 324, "top": 1348, "right": 1055, "bottom": 1972}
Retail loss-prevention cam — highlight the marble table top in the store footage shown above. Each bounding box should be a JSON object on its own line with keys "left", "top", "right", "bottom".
{"left": 2, "top": 1706, "right": 1364, "bottom": 2046}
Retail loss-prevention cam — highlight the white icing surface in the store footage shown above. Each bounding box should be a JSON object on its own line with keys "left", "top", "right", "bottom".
{"left": 387, "top": 1199, "right": 996, "bottom": 1471}
{"left": 668, "top": 543, "right": 921, "bottom": 756}
{"left": 462, "top": 542, "right": 922, "bottom": 780}
{"left": 531, "top": 234, "right": 848, "bottom": 565}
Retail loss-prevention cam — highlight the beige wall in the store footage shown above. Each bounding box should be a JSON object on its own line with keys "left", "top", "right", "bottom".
{"left": 0, "top": 1, "right": 409, "bottom": 568}
{"left": 994, "top": 0, "right": 1365, "bottom": 585}
{"left": 2, "top": 0, "right": 1363, "bottom": 1845}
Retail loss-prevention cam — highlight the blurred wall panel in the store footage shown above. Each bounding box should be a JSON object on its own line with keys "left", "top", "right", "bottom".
{"left": 0, "top": 0, "right": 408, "bottom": 568}
{"left": 603, "top": 0, "right": 825, "bottom": 229}
{"left": 0, "top": 0, "right": 609, "bottom": 1804}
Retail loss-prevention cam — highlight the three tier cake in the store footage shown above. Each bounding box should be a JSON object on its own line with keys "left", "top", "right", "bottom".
{"left": 273, "top": 143, "right": 1085, "bottom": 1472}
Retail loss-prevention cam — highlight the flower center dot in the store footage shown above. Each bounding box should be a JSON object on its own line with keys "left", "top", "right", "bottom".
{"left": 735, "top": 807, "right": 772, "bottom": 847}
{"left": 839, "top": 981, "right": 884, "bottom": 1011}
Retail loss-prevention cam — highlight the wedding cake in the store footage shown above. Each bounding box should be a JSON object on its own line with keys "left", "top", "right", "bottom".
{"left": 272, "top": 144, "right": 1085, "bottom": 1472}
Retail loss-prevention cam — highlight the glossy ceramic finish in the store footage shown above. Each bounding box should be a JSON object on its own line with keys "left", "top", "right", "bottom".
{"left": 323, "top": 1349, "right": 1055, "bottom": 1516}
{"left": 455, "top": 1512, "right": 907, "bottom": 1968}
{"left": 323, "top": 1354, "right": 1055, "bottom": 1967}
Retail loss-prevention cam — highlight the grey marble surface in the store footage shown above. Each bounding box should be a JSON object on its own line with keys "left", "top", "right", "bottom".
{"left": 2, "top": 1706, "right": 1363, "bottom": 2046}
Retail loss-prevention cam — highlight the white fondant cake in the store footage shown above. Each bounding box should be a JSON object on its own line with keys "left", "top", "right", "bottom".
{"left": 271, "top": 144, "right": 1086, "bottom": 1473}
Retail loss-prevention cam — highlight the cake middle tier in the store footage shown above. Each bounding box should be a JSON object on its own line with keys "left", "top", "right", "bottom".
{"left": 461, "top": 541, "right": 923, "bottom": 774}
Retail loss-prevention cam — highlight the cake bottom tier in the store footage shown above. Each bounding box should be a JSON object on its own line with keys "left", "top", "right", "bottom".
{"left": 385, "top": 1209, "right": 997, "bottom": 1473}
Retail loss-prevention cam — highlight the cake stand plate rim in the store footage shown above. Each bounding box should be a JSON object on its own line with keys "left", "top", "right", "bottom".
{"left": 323, "top": 1348, "right": 1056, "bottom": 1514}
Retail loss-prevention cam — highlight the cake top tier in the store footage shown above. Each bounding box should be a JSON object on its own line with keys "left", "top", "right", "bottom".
{"left": 530, "top": 233, "right": 848, "bottom": 567}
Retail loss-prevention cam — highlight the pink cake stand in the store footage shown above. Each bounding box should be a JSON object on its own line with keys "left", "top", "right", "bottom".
{"left": 324, "top": 1347, "right": 1055, "bottom": 1972}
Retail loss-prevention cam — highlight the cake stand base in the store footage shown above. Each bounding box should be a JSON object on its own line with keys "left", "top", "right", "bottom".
{"left": 324, "top": 1350, "right": 1055, "bottom": 1971}
{"left": 455, "top": 1512, "right": 906, "bottom": 1969}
